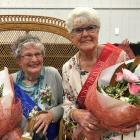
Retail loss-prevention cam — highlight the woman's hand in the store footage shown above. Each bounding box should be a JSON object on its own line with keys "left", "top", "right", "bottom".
{"left": 33, "top": 111, "right": 53, "bottom": 135}
{"left": 71, "top": 109, "right": 101, "bottom": 133}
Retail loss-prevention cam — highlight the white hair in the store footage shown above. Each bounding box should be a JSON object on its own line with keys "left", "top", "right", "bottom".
{"left": 13, "top": 34, "right": 45, "bottom": 58}
{"left": 66, "top": 7, "right": 101, "bottom": 33}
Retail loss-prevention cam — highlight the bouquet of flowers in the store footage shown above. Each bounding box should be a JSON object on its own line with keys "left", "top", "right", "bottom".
{"left": 0, "top": 67, "right": 22, "bottom": 140}
{"left": 22, "top": 106, "right": 48, "bottom": 140}
{"left": 101, "top": 59, "right": 140, "bottom": 106}
{"left": 85, "top": 57, "right": 140, "bottom": 139}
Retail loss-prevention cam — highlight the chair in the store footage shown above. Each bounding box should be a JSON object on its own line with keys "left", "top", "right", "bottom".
{"left": 0, "top": 15, "right": 78, "bottom": 74}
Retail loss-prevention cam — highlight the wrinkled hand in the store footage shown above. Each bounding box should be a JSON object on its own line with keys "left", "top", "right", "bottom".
{"left": 33, "top": 111, "right": 53, "bottom": 135}
{"left": 71, "top": 109, "right": 103, "bottom": 133}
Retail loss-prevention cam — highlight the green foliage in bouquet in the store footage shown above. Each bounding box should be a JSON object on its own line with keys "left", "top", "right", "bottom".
{"left": 0, "top": 83, "right": 4, "bottom": 97}
{"left": 26, "top": 106, "right": 48, "bottom": 138}
{"left": 101, "top": 57, "right": 140, "bottom": 105}
{"left": 104, "top": 83, "right": 138, "bottom": 105}
{"left": 63, "top": 119, "right": 77, "bottom": 140}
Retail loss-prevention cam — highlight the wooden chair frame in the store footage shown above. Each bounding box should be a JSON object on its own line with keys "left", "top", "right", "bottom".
{"left": 0, "top": 15, "right": 77, "bottom": 74}
{"left": 0, "top": 15, "right": 70, "bottom": 39}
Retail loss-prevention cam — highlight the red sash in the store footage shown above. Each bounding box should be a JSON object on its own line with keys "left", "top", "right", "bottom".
{"left": 76, "top": 43, "right": 122, "bottom": 109}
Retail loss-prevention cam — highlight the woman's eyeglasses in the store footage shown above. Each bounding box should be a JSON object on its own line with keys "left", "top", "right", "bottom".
{"left": 21, "top": 52, "right": 43, "bottom": 59}
{"left": 71, "top": 24, "right": 98, "bottom": 35}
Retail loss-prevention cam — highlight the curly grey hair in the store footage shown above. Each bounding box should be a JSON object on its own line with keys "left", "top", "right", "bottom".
{"left": 13, "top": 34, "right": 45, "bottom": 58}
{"left": 66, "top": 7, "right": 101, "bottom": 33}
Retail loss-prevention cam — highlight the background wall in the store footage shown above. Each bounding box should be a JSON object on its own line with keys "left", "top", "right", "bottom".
{"left": 0, "top": 0, "right": 139, "bottom": 44}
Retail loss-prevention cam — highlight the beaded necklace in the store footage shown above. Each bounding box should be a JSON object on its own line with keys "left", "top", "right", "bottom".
{"left": 77, "top": 47, "right": 99, "bottom": 87}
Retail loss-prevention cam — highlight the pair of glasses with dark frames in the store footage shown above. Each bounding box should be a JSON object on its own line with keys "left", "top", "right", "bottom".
{"left": 71, "top": 24, "right": 99, "bottom": 35}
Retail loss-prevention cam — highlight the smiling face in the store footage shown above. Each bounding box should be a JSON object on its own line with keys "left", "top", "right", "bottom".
{"left": 17, "top": 46, "right": 43, "bottom": 77}
{"left": 70, "top": 19, "right": 100, "bottom": 53}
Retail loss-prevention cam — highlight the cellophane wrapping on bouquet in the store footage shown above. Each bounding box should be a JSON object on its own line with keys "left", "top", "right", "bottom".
{"left": 0, "top": 67, "right": 22, "bottom": 140}
{"left": 85, "top": 58, "right": 140, "bottom": 139}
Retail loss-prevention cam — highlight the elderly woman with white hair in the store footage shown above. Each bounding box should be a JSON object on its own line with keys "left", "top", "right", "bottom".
{"left": 11, "top": 34, "right": 63, "bottom": 140}
{"left": 62, "top": 7, "right": 136, "bottom": 140}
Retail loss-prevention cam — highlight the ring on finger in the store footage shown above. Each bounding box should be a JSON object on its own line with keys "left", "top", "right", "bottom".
{"left": 88, "top": 123, "right": 91, "bottom": 128}
{"left": 88, "top": 123, "right": 99, "bottom": 131}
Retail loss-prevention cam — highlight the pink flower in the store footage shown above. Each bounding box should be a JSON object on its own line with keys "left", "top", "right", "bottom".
{"left": 128, "top": 83, "right": 140, "bottom": 96}
{"left": 122, "top": 69, "right": 139, "bottom": 83}
{"left": 115, "top": 72, "right": 123, "bottom": 81}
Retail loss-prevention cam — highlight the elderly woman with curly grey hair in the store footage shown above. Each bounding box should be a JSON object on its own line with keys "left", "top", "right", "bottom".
{"left": 11, "top": 34, "right": 63, "bottom": 140}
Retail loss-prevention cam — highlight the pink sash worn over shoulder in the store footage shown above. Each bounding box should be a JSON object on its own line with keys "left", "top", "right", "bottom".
{"left": 76, "top": 43, "right": 122, "bottom": 109}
